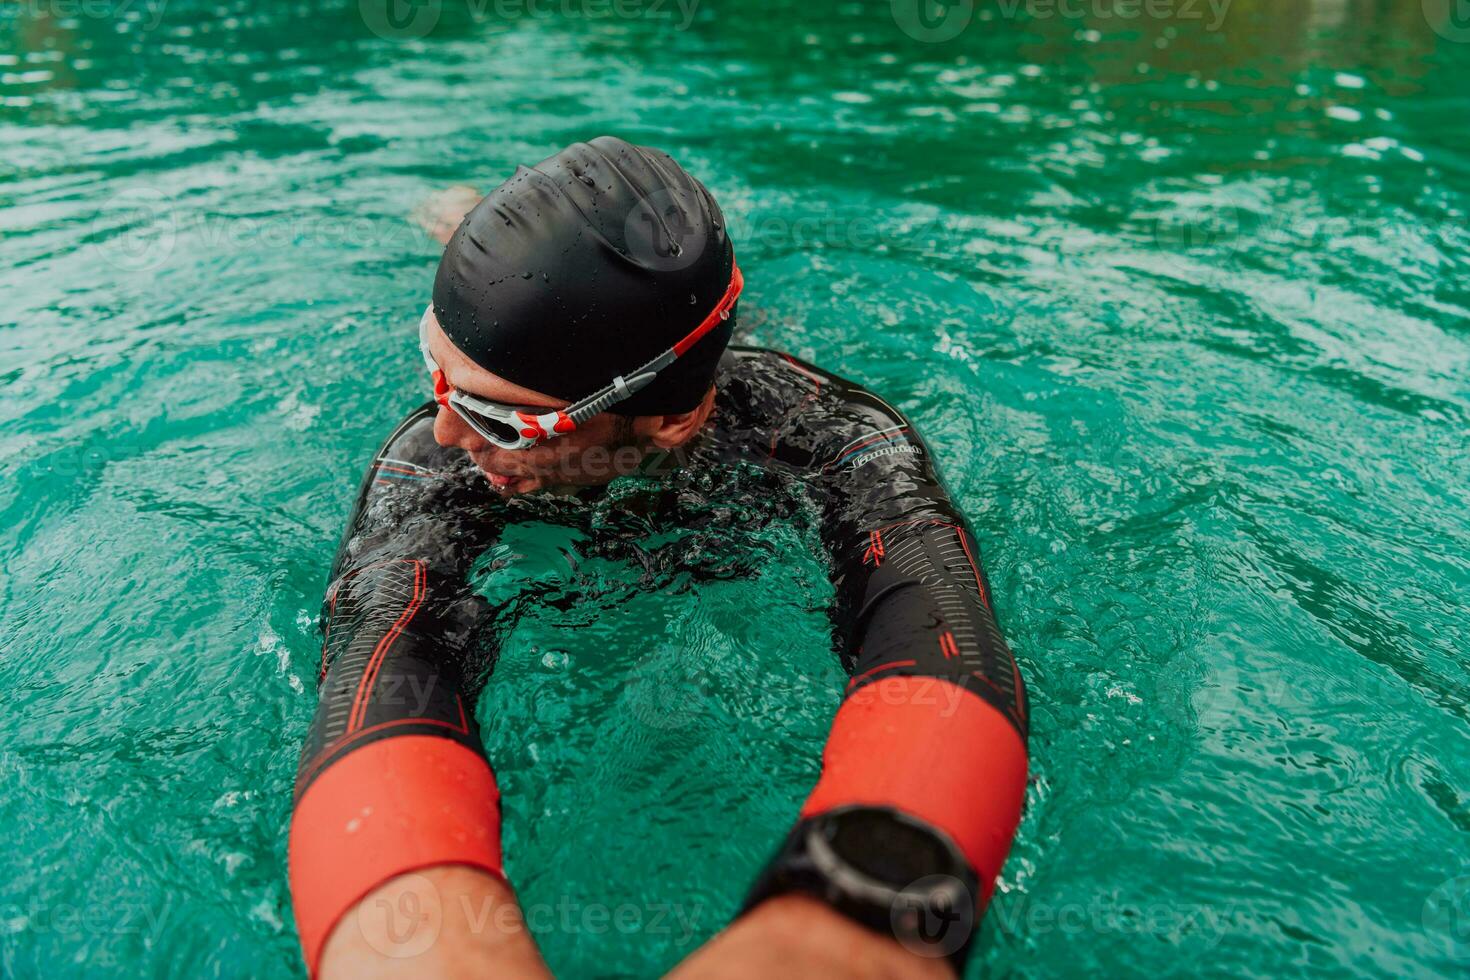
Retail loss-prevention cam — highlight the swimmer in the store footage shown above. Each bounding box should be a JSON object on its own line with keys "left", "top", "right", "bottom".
{"left": 290, "top": 137, "right": 1028, "bottom": 979}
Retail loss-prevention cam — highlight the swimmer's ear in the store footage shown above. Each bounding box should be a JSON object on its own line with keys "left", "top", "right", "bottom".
{"left": 640, "top": 385, "right": 717, "bottom": 450}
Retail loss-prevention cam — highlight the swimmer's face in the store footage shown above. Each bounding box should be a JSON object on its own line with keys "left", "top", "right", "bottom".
{"left": 422, "top": 310, "right": 713, "bottom": 496}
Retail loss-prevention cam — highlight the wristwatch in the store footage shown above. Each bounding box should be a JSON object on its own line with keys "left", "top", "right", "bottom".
{"left": 741, "top": 805, "right": 982, "bottom": 969}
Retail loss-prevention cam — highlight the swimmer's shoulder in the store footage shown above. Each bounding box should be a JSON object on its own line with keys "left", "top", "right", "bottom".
{"left": 338, "top": 402, "right": 471, "bottom": 525}
{"left": 711, "top": 346, "right": 917, "bottom": 467}
{"left": 717, "top": 344, "right": 841, "bottom": 398}
{"left": 371, "top": 401, "right": 463, "bottom": 474}
{"left": 715, "top": 344, "right": 874, "bottom": 410}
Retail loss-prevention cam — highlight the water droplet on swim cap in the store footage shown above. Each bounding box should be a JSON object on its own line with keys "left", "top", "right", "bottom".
{"left": 432, "top": 136, "right": 736, "bottom": 415}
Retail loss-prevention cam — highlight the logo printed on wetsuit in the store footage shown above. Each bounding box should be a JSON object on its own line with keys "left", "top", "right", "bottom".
{"left": 825, "top": 426, "right": 921, "bottom": 472}
{"left": 845, "top": 443, "right": 922, "bottom": 470}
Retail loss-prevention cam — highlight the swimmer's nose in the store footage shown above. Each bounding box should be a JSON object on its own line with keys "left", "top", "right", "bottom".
{"left": 433, "top": 404, "right": 488, "bottom": 453}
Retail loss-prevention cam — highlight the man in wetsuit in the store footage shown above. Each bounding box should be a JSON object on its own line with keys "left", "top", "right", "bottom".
{"left": 289, "top": 137, "right": 1028, "bottom": 980}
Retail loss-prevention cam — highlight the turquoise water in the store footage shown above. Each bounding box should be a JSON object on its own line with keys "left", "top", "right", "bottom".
{"left": 3, "top": 1, "right": 1469, "bottom": 976}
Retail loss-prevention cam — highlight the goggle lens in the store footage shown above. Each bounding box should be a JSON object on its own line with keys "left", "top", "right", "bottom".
{"left": 461, "top": 408, "right": 522, "bottom": 445}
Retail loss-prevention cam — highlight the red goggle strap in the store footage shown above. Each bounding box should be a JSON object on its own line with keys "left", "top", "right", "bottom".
{"left": 673, "top": 262, "right": 743, "bottom": 357}
{"left": 563, "top": 262, "right": 744, "bottom": 425}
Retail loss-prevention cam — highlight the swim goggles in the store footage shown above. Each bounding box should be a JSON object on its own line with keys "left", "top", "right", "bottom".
{"left": 420, "top": 263, "right": 743, "bottom": 451}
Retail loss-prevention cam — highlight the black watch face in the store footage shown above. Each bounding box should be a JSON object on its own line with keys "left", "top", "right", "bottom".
{"left": 809, "top": 807, "right": 979, "bottom": 962}
{"left": 822, "top": 807, "right": 955, "bottom": 885}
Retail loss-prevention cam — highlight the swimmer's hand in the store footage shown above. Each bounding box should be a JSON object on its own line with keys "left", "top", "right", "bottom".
{"left": 412, "top": 185, "right": 483, "bottom": 245}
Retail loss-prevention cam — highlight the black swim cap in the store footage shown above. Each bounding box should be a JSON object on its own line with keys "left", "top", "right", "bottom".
{"left": 432, "top": 136, "right": 736, "bottom": 416}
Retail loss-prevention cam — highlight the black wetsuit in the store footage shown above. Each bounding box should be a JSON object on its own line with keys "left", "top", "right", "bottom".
{"left": 288, "top": 347, "right": 1029, "bottom": 973}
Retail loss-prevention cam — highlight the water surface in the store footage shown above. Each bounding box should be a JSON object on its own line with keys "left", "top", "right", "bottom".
{"left": 2, "top": 1, "right": 1468, "bottom": 976}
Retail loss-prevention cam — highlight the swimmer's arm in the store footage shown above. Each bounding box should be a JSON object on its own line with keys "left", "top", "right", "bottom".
{"left": 746, "top": 352, "right": 1028, "bottom": 959}
{"left": 766, "top": 354, "right": 1026, "bottom": 730}
{"left": 291, "top": 411, "right": 549, "bottom": 979}
{"left": 304, "top": 554, "right": 551, "bottom": 980}
{"left": 666, "top": 893, "right": 955, "bottom": 980}
{"left": 318, "top": 868, "right": 550, "bottom": 980}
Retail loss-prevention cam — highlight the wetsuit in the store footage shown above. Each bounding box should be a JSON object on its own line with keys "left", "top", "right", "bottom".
{"left": 288, "top": 347, "right": 1029, "bottom": 974}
